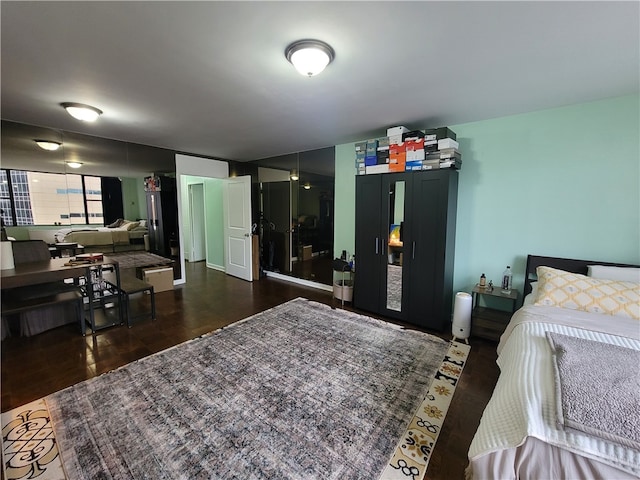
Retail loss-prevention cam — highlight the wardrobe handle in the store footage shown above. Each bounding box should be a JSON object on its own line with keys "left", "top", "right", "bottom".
{"left": 412, "top": 241, "right": 416, "bottom": 260}
{"left": 375, "top": 237, "right": 379, "bottom": 255}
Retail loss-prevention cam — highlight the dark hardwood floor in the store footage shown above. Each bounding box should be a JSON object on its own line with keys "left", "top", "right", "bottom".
{"left": 1, "top": 261, "right": 500, "bottom": 480}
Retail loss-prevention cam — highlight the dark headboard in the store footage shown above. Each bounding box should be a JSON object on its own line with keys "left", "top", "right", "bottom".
{"left": 524, "top": 255, "right": 640, "bottom": 297}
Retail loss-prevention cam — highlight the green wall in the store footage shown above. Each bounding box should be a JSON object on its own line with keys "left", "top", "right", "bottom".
{"left": 121, "top": 176, "right": 146, "bottom": 220}
{"left": 334, "top": 94, "right": 640, "bottom": 297}
{"left": 204, "top": 178, "right": 225, "bottom": 269}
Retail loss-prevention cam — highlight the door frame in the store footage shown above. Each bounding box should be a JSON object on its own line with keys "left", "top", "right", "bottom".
{"left": 175, "top": 154, "right": 230, "bottom": 286}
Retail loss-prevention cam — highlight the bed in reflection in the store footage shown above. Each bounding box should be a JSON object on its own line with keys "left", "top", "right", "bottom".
{"left": 55, "top": 219, "right": 147, "bottom": 251}
{"left": 467, "top": 254, "right": 640, "bottom": 479}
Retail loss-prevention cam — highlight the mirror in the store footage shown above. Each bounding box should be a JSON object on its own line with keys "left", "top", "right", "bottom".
{"left": 386, "top": 180, "right": 405, "bottom": 311}
{"left": 254, "top": 148, "right": 335, "bottom": 286}
{"left": 1, "top": 120, "right": 181, "bottom": 280}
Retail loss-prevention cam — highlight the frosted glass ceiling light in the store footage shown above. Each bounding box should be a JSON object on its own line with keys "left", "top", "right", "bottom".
{"left": 285, "top": 40, "right": 335, "bottom": 77}
{"left": 66, "top": 161, "right": 83, "bottom": 169}
{"left": 34, "top": 140, "right": 61, "bottom": 151}
{"left": 61, "top": 102, "right": 103, "bottom": 122}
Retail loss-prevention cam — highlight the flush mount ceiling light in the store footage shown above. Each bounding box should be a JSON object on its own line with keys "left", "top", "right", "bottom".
{"left": 285, "top": 39, "right": 335, "bottom": 77}
{"left": 34, "top": 140, "right": 61, "bottom": 151}
{"left": 290, "top": 169, "right": 299, "bottom": 181}
{"left": 61, "top": 102, "right": 103, "bottom": 122}
{"left": 65, "top": 161, "right": 83, "bottom": 169}
{"left": 303, "top": 183, "right": 311, "bottom": 190}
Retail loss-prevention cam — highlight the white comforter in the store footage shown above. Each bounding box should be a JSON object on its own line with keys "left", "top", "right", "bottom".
{"left": 468, "top": 305, "right": 640, "bottom": 478}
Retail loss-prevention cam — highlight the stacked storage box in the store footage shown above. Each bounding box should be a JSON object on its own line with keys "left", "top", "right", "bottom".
{"left": 354, "top": 125, "right": 461, "bottom": 175}
{"left": 423, "top": 127, "right": 461, "bottom": 170}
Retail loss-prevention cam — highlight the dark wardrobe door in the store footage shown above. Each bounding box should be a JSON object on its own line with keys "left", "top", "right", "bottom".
{"left": 353, "top": 175, "right": 383, "bottom": 314}
{"left": 407, "top": 170, "right": 458, "bottom": 330}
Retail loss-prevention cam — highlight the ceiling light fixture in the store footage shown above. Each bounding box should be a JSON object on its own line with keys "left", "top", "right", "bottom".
{"left": 66, "top": 161, "right": 83, "bottom": 169}
{"left": 303, "top": 183, "right": 311, "bottom": 190}
{"left": 285, "top": 39, "right": 335, "bottom": 77}
{"left": 290, "top": 169, "right": 299, "bottom": 181}
{"left": 34, "top": 140, "right": 62, "bottom": 151}
{"left": 61, "top": 102, "right": 103, "bottom": 122}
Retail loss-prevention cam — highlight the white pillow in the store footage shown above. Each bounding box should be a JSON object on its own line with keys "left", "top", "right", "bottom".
{"left": 588, "top": 265, "right": 640, "bottom": 283}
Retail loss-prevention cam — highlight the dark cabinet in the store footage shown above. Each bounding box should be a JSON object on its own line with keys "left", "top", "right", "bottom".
{"left": 145, "top": 176, "right": 178, "bottom": 258}
{"left": 353, "top": 169, "right": 458, "bottom": 331}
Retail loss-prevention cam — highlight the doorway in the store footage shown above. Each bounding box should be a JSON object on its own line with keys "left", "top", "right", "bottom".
{"left": 188, "top": 183, "right": 206, "bottom": 262}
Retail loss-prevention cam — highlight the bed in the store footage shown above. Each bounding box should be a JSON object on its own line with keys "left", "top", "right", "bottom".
{"left": 467, "top": 254, "right": 640, "bottom": 479}
{"left": 55, "top": 219, "right": 148, "bottom": 248}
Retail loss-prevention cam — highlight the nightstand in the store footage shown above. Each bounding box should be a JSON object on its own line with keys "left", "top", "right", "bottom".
{"left": 471, "top": 285, "right": 519, "bottom": 341}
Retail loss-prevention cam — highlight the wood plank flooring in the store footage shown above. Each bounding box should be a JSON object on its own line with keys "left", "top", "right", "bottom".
{"left": 1, "top": 261, "right": 500, "bottom": 480}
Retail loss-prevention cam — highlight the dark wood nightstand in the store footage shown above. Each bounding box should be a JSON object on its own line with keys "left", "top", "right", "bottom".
{"left": 471, "top": 285, "right": 519, "bottom": 341}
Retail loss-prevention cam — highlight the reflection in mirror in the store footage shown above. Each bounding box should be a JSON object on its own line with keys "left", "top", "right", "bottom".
{"left": 253, "top": 148, "right": 334, "bottom": 286}
{"left": 1, "top": 120, "right": 180, "bottom": 281}
{"left": 386, "top": 180, "right": 405, "bottom": 311}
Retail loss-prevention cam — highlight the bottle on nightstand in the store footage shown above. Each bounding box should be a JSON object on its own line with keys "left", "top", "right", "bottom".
{"left": 501, "top": 266, "right": 512, "bottom": 294}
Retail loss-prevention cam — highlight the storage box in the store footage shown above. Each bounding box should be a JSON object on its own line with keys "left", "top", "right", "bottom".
{"left": 355, "top": 142, "right": 367, "bottom": 152}
{"left": 365, "top": 155, "right": 378, "bottom": 166}
{"left": 439, "top": 149, "right": 461, "bottom": 160}
{"left": 425, "top": 127, "right": 456, "bottom": 152}
{"left": 378, "top": 137, "right": 390, "bottom": 148}
{"left": 405, "top": 139, "right": 425, "bottom": 161}
{"left": 405, "top": 160, "right": 424, "bottom": 171}
{"left": 376, "top": 149, "right": 390, "bottom": 164}
{"left": 422, "top": 159, "right": 440, "bottom": 170}
{"left": 366, "top": 164, "right": 390, "bottom": 174}
{"left": 438, "top": 138, "right": 459, "bottom": 150}
{"left": 402, "top": 130, "right": 425, "bottom": 141}
{"left": 387, "top": 126, "right": 409, "bottom": 137}
{"left": 388, "top": 134, "right": 404, "bottom": 145}
{"left": 424, "top": 126, "right": 456, "bottom": 141}
{"left": 141, "top": 267, "right": 174, "bottom": 292}
{"left": 389, "top": 159, "right": 406, "bottom": 172}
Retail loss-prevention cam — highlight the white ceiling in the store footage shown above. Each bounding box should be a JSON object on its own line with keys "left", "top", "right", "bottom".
{"left": 1, "top": 1, "right": 638, "bottom": 163}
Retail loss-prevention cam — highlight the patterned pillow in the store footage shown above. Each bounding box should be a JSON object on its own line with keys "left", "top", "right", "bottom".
{"left": 534, "top": 266, "right": 640, "bottom": 320}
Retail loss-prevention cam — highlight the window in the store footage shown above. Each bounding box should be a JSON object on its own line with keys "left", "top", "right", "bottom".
{"left": 1, "top": 169, "right": 104, "bottom": 226}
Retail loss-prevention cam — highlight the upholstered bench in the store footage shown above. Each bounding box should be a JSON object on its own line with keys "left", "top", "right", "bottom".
{"left": 2, "top": 289, "right": 84, "bottom": 335}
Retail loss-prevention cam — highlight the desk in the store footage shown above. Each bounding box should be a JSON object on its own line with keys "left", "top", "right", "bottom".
{"left": 1, "top": 256, "right": 122, "bottom": 335}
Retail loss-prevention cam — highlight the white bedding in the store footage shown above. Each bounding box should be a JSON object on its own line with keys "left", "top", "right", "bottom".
{"left": 467, "top": 304, "right": 640, "bottom": 479}
{"left": 55, "top": 226, "right": 147, "bottom": 245}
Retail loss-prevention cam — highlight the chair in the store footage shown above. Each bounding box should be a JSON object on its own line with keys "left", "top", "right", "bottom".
{"left": 11, "top": 239, "right": 52, "bottom": 264}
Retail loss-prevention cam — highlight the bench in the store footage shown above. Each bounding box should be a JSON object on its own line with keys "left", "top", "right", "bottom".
{"left": 2, "top": 289, "right": 85, "bottom": 335}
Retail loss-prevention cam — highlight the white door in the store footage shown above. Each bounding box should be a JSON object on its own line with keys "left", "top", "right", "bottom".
{"left": 189, "top": 183, "right": 206, "bottom": 262}
{"left": 223, "top": 175, "right": 253, "bottom": 281}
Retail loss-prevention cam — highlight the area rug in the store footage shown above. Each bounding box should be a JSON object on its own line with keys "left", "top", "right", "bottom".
{"left": 101, "top": 251, "right": 173, "bottom": 270}
{"left": 2, "top": 298, "right": 469, "bottom": 480}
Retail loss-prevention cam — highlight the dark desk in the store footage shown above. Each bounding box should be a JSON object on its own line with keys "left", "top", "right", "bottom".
{"left": 1, "top": 256, "right": 122, "bottom": 335}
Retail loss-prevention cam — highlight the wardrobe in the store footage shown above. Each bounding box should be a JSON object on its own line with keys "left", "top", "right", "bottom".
{"left": 353, "top": 169, "right": 458, "bottom": 331}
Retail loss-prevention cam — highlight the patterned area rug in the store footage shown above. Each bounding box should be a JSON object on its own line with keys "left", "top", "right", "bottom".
{"left": 1, "top": 298, "right": 469, "bottom": 480}
{"left": 102, "top": 251, "right": 173, "bottom": 270}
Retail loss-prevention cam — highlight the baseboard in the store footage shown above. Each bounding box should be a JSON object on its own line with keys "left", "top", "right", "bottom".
{"left": 265, "top": 271, "right": 333, "bottom": 292}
